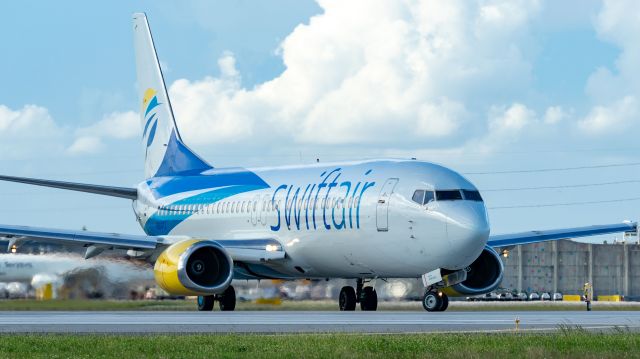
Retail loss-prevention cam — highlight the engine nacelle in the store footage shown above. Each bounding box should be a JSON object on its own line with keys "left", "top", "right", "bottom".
{"left": 154, "top": 239, "right": 233, "bottom": 296}
{"left": 442, "top": 246, "right": 504, "bottom": 296}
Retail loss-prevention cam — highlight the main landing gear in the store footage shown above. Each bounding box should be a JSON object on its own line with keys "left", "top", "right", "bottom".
{"left": 422, "top": 290, "right": 449, "bottom": 312}
{"left": 197, "top": 285, "right": 236, "bottom": 311}
{"left": 339, "top": 279, "right": 378, "bottom": 311}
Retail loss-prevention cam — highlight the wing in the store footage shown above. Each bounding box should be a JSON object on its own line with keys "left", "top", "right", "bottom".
{"left": 488, "top": 222, "right": 637, "bottom": 248}
{"left": 0, "top": 224, "right": 285, "bottom": 262}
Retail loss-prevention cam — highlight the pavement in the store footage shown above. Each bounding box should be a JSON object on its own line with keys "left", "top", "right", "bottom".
{"left": 1, "top": 311, "right": 639, "bottom": 333}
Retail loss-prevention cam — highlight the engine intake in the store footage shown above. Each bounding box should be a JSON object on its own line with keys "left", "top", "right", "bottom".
{"left": 154, "top": 239, "right": 233, "bottom": 296}
{"left": 445, "top": 246, "right": 504, "bottom": 296}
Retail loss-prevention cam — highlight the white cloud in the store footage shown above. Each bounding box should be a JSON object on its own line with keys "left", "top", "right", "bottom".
{"left": 76, "top": 111, "right": 139, "bottom": 139}
{"left": 387, "top": 102, "right": 538, "bottom": 161}
{"left": 464, "top": 103, "right": 537, "bottom": 156}
{"left": 169, "top": 75, "right": 254, "bottom": 144}
{"left": 0, "top": 104, "right": 61, "bottom": 137}
{"left": 543, "top": 106, "right": 570, "bottom": 124}
{"left": 0, "top": 105, "right": 66, "bottom": 159}
{"left": 0, "top": 105, "right": 137, "bottom": 159}
{"left": 416, "top": 99, "right": 467, "bottom": 138}
{"left": 218, "top": 52, "right": 239, "bottom": 79}
{"left": 488, "top": 103, "right": 535, "bottom": 134}
{"left": 581, "top": 0, "right": 640, "bottom": 136}
{"left": 67, "top": 136, "right": 105, "bottom": 156}
{"left": 168, "top": 0, "right": 541, "bottom": 148}
{"left": 579, "top": 96, "right": 638, "bottom": 135}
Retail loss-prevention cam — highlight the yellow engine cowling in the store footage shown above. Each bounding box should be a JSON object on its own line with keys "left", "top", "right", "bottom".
{"left": 154, "top": 239, "right": 234, "bottom": 296}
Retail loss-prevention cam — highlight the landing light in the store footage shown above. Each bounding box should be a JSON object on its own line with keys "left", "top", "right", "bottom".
{"left": 501, "top": 249, "right": 509, "bottom": 258}
{"left": 265, "top": 244, "right": 279, "bottom": 252}
{"left": 10, "top": 245, "right": 16, "bottom": 254}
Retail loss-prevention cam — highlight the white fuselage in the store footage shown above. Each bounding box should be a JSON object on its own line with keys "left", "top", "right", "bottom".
{"left": 134, "top": 159, "right": 490, "bottom": 279}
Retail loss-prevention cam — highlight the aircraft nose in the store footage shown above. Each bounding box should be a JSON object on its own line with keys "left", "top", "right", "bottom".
{"left": 445, "top": 203, "right": 490, "bottom": 268}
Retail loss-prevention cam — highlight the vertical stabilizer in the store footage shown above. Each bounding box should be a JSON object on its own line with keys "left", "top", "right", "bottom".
{"left": 132, "top": 13, "right": 212, "bottom": 178}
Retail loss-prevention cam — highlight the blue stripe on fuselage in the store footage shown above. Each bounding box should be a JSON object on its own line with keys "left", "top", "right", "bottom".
{"left": 143, "top": 183, "right": 268, "bottom": 235}
{"left": 147, "top": 167, "right": 269, "bottom": 199}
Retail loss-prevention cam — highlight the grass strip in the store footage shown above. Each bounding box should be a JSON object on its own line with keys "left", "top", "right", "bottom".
{"left": 1, "top": 331, "right": 640, "bottom": 358}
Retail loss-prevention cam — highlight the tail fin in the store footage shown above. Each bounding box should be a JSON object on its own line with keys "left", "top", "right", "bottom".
{"left": 132, "top": 13, "right": 212, "bottom": 178}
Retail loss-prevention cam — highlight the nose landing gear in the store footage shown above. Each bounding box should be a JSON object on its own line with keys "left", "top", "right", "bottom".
{"left": 339, "top": 278, "right": 378, "bottom": 311}
{"left": 422, "top": 290, "right": 449, "bottom": 312}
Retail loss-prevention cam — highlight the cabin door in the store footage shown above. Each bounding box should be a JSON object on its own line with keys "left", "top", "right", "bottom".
{"left": 376, "top": 178, "right": 398, "bottom": 231}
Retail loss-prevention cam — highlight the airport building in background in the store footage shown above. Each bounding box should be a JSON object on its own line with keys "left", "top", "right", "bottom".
{"left": 500, "top": 234, "right": 640, "bottom": 298}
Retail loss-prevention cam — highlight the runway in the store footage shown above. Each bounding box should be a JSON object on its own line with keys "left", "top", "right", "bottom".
{"left": 1, "top": 311, "right": 640, "bottom": 333}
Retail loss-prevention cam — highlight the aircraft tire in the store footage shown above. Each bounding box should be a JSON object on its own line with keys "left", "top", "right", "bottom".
{"left": 197, "top": 295, "right": 215, "bottom": 311}
{"left": 219, "top": 285, "right": 236, "bottom": 311}
{"left": 360, "top": 287, "right": 378, "bottom": 311}
{"left": 439, "top": 293, "right": 449, "bottom": 311}
{"left": 339, "top": 286, "right": 357, "bottom": 311}
{"left": 422, "top": 291, "right": 442, "bottom": 312}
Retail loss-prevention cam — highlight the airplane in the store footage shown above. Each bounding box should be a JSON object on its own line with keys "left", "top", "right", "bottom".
{"left": 0, "top": 253, "right": 152, "bottom": 298}
{"left": 0, "top": 12, "right": 636, "bottom": 312}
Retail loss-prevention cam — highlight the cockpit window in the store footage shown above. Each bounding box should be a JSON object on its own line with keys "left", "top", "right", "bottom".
{"left": 462, "top": 190, "right": 483, "bottom": 202}
{"left": 412, "top": 190, "right": 436, "bottom": 205}
{"left": 435, "top": 190, "right": 463, "bottom": 201}
{"left": 412, "top": 190, "right": 425, "bottom": 205}
{"left": 423, "top": 191, "right": 435, "bottom": 204}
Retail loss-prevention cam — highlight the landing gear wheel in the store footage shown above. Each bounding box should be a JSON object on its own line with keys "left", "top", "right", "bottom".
{"left": 439, "top": 293, "right": 449, "bottom": 311}
{"left": 197, "top": 295, "right": 215, "bottom": 311}
{"left": 360, "top": 287, "right": 378, "bottom": 311}
{"left": 219, "top": 285, "right": 236, "bottom": 311}
{"left": 422, "top": 291, "right": 442, "bottom": 312}
{"left": 339, "top": 286, "right": 357, "bottom": 311}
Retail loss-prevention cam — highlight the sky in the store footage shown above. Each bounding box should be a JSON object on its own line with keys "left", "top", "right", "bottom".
{"left": 0, "top": 0, "right": 638, "bottom": 242}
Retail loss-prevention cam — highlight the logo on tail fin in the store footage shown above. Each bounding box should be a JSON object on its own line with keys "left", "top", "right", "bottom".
{"left": 142, "top": 88, "right": 160, "bottom": 156}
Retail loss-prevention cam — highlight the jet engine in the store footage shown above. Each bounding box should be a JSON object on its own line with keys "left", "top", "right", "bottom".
{"left": 153, "top": 239, "right": 233, "bottom": 296}
{"left": 443, "top": 246, "right": 504, "bottom": 296}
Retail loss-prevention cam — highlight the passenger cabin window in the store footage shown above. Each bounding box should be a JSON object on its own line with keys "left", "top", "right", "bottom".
{"left": 436, "top": 190, "right": 463, "bottom": 201}
{"left": 462, "top": 190, "right": 483, "bottom": 202}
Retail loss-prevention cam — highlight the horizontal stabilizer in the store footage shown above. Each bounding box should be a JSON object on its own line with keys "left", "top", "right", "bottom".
{"left": 0, "top": 175, "right": 137, "bottom": 199}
